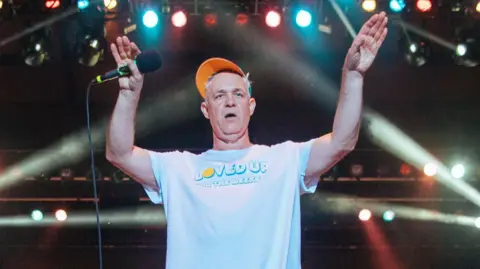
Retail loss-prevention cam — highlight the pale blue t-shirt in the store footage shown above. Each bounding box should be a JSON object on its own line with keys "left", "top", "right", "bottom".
{"left": 143, "top": 140, "right": 318, "bottom": 269}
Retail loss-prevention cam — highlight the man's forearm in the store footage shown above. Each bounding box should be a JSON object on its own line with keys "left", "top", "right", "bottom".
{"left": 331, "top": 69, "right": 363, "bottom": 151}
{"left": 106, "top": 90, "right": 141, "bottom": 161}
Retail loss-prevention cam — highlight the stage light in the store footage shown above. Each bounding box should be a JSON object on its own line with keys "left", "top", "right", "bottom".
{"left": 0, "top": 0, "right": 3, "bottom": 10}
{"left": 265, "top": 10, "right": 281, "bottom": 28}
{"left": 409, "top": 43, "right": 417, "bottom": 53}
{"left": 104, "top": 0, "right": 117, "bottom": 10}
{"left": 171, "top": 10, "right": 187, "bottom": 28}
{"left": 400, "top": 163, "right": 412, "bottom": 176}
{"left": 143, "top": 10, "right": 159, "bottom": 28}
{"left": 113, "top": 170, "right": 129, "bottom": 183}
{"left": 204, "top": 13, "right": 217, "bottom": 26}
{"left": 31, "top": 210, "right": 43, "bottom": 221}
{"left": 451, "top": 164, "right": 465, "bottom": 179}
{"left": 389, "top": 0, "right": 406, "bottom": 12}
{"left": 236, "top": 13, "right": 248, "bottom": 26}
{"left": 475, "top": 217, "right": 480, "bottom": 228}
{"left": 424, "top": 162, "right": 437, "bottom": 177}
{"left": 55, "top": 209, "right": 67, "bottom": 222}
{"left": 45, "top": 0, "right": 60, "bottom": 9}
{"left": 401, "top": 38, "right": 431, "bottom": 67}
{"left": 455, "top": 43, "right": 467, "bottom": 56}
{"left": 295, "top": 9, "right": 312, "bottom": 27}
{"left": 476, "top": 1, "right": 480, "bottom": 12}
{"left": 383, "top": 210, "right": 395, "bottom": 222}
{"left": 86, "top": 167, "right": 102, "bottom": 181}
{"left": 453, "top": 29, "right": 479, "bottom": 67}
{"left": 359, "top": 209, "right": 372, "bottom": 221}
{"left": 362, "top": 0, "right": 376, "bottom": 12}
{"left": 24, "top": 34, "right": 49, "bottom": 66}
{"left": 350, "top": 164, "right": 363, "bottom": 177}
{"left": 78, "top": 35, "right": 103, "bottom": 67}
{"left": 60, "top": 168, "right": 74, "bottom": 180}
{"left": 77, "top": 0, "right": 89, "bottom": 9}
{"left": 416, "top": 0, "right": 432, "bottom": 12}
{"left": 450, "top": 0, "right": 463, "bottom": 12}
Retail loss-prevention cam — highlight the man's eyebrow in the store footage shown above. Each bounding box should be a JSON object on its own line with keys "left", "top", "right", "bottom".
{"left": 215, "top": 89, "right": 226, "bottom": 94}
{"left": 215, "top": 88, "right": 245, "bottom": 94}
{"left": 233, "top": 88, "right": 247, "bottom": 93}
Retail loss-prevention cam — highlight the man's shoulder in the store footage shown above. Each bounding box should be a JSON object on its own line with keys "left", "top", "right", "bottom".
{"left": 248, "top": 141, "right": 301, "bottom": 155}
{"left": 148, "top": 141, "right": 302, "bottom": 160}
{"left": 257, "top": 140, "right": 299, "bottom": 149}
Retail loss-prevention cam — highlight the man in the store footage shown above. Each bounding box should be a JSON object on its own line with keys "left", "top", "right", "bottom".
{"left": 106, "top": 12, "right": 388, "bottom": 269}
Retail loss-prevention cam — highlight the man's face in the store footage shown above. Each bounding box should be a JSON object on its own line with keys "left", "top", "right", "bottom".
{"left": 201, "top": 72, "right": 255, "bottom": 141}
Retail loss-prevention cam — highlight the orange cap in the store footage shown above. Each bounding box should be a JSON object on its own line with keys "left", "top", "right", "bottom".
{"left": 195, "top": 57, "right": 247, "bottom": 99}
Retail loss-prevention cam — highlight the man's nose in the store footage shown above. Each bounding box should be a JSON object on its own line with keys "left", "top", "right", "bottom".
{"left": 225, "top": 94, "right": 235, "bottom": 106}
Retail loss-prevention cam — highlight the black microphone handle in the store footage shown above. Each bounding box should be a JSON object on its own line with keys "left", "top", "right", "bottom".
{"left": 94, "top": 64, "right": 131, "bottom": 84}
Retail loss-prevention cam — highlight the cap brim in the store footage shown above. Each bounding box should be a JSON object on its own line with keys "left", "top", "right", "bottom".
{"left": 195, "top": 58, "right": 246, "bottom": 99}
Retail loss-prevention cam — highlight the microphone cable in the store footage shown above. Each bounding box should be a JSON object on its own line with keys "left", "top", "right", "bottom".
{"left": 86, "top": 80, "right": 104, "bottom": 269}
{"left": 83, "top": 50, "right": 161, "bottom": 269}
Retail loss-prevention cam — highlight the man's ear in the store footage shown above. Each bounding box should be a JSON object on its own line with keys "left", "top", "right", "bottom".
{"left": 200, "top": 101, "right": 209, "bottom": 119}
{"left": 249, "top": 98, "right": 256, "bottom": 116}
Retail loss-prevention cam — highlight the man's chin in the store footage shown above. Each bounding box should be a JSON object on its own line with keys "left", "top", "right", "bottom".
{"left": 220, "top": 126, "right": 245, "bottom": 137}
{"left": 223, "top": 129, "right": 242, "bottom": 136}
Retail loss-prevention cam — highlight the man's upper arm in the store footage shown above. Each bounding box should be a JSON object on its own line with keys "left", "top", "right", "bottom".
{"left": 292, "top": 133, "right": 350, "bottom": 194}
{"left": 304, "top": 133, "right": 350, "bottom": 177}
{"left": 110, "top": 146, "right": 158, "bottom": 190}
{"left": 111, "top": 146, "right": 183, "bottom": 204}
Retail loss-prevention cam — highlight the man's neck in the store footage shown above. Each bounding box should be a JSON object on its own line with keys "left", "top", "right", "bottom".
{"left": 212, "top": 131, "right": 252, "bottom": 151}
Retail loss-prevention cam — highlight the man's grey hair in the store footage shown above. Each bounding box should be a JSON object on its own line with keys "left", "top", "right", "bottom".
{"left": 204, "top": 72, "right": 252, "bottom": 98}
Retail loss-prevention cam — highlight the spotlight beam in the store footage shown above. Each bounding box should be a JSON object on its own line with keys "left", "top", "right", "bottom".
{"left": 0, "top": 7, "right": 78, "bottom": 48}
{"left": 326, "top": 0, "right": 357, "bottom": 38}
{"left": 0, "top": 0, "right": 108, "bottom": 48}
{"left": 391, "top": 19, "right": 457, "bottom": 51}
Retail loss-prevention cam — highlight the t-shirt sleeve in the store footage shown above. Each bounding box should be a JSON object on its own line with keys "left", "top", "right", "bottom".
{"left": 142, "top": 150, "right": 183, "bottom": 204}
{"left": 294, "top": 139, "right": 319, "bottom": 195}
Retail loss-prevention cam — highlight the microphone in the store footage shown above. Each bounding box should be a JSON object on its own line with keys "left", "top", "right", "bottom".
{"left": 94, "top": 50, "right": 163, "bottom": 84}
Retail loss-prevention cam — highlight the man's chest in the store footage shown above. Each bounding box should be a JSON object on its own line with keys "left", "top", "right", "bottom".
{"left": 193, "top": 159, "right": 269, "bottom": 188}
{"left": 166, "top": 153, "right": 295, "bottom": 204}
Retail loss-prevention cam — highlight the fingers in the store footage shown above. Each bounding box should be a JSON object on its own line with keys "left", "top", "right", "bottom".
{"left": 373, "top": 16, "right": 388, "bottom": 41}
{"left": 358, "top": 13, "right": 378, "bottom": 36}
{"left": 110, "top": 43, "right": 122, "bottom": 64}
{"left": 115, "top": 36, "right": 128, "bottom": 61}
{"left": 126, "top": 59, "right": 143, "bottom": 80}
{"left": 122, "top": 36, "right": 132, "bottom": 59}
{"left": 359, "top": 11, "right": 387, "bottom": 38}
{"left": 130, "top": 42, "right": 142, "bottom": 58}
{"left": 367, "top": 12, "right": 386, "bottom": 37}
{"left": 111, "top": 36, "right": 142, "bottom": 65}
{"left": 374, "top": 28, "right": 388, "bottom": 53}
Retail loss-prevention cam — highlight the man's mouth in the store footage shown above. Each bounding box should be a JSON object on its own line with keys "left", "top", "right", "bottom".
{"left": 224, "top": 113, "right": 237, "bottom": 118}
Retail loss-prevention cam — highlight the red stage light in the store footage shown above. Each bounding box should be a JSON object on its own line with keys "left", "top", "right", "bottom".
{"left": 265, "top": 10, "right": 281, "bottom": 28}
{"left": 204, "top": 13, "right": 217, "bottom": 26}
{"left": 236, "top": 13, "right": 248, "bottom": 26}
{"left": 45, "top": 0, "right": 60, "bottom": 9}
{"left": 171, "top": 11, "right": 187, "bottom": 28}
{"left": 400, "top": 163, "right": 412, "bottom": 176}
{"left": 416, "top": 0, "right": 432, "bottom": 12}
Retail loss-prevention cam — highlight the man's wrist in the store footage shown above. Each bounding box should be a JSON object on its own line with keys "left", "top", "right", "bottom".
{"left": 119, "top": 88, "right": 141, "bottom": 102}
{"left": 342, "top": 67, "right": 365, "bottom": 79}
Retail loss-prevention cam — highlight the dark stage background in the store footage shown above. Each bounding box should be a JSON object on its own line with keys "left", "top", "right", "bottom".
{"left": 0, "top": 0, "right": 480, "bottom": 268}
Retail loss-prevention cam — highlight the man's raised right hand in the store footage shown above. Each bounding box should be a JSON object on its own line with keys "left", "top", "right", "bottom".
{"left": 110, "top": 36, "right": 144, "bottom": 92}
